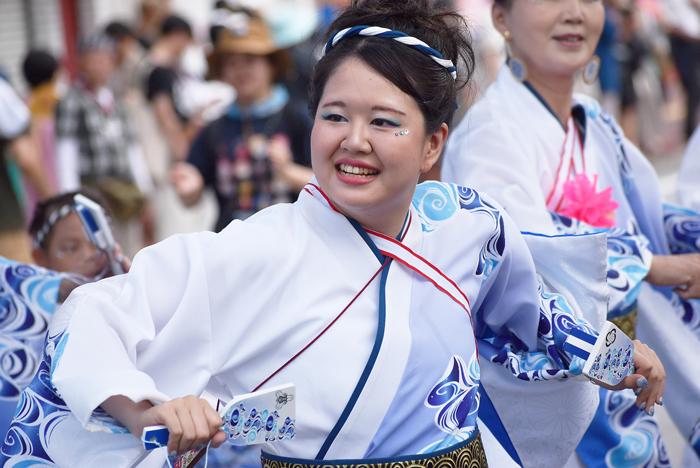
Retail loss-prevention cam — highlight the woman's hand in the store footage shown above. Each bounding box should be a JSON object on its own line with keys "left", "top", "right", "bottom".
{"left": 113, "top": 244, "right": 131, "bottom": 274}
{"left": 646, "top": 254, "right": 700, "bottom": 299}
{"left": 101, "top": 395, "right": 226, "bottom": 456}
{"left": 57, "top": 250, "right": 108, "bottom": 302}
{"left": 171, "top": 162, "right": 205, "bottom": 207}
{"left": 57, "top": 246, "right": 130, "bottom": 302}
{"left": 267, "top": 134, "right": 294, "bottom": 175}
{"left": 601, "top": 340, "right": 665, "bottom": 415}
{"left": 268, "top": 134, "right": 314, "bottom": 191}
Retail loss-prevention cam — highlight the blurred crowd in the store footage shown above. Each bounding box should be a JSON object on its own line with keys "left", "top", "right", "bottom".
{"left": 1, "top": 0, "right": 700, "bottom": 263}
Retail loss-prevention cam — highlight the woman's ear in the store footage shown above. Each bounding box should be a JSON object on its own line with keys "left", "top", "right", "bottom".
{"left": 421, "top": 123, "right": 449, "bottom": 173}
{"left": 491, "top": 3, "right": 509, "bottom": 37}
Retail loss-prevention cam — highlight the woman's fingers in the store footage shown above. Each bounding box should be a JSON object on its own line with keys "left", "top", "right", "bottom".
{"left": 211, "top": 429, "right": 227, "bottom": 448}
{"left": 628, "top": 341, "right": 665, "bottom": 416}
{"left": 156, "top": 396, "right": 224, "bottom": 456}
{"left": 113, "top": 244, "right": 131, "bottom": 273}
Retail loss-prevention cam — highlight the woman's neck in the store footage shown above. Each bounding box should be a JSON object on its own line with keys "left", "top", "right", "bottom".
{"left": 525, "top": 68, "right": 575, "bottom": 127}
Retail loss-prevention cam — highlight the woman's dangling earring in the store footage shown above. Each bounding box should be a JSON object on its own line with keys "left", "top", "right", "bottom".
{"left": 504, "top": 31, "right": 527, "bottom": 83}
{"left": 582, "top": 55, "right": 600, "bottom": 86}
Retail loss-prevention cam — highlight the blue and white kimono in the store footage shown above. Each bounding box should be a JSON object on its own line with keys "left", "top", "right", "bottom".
{"left": 0, "top": 258, "right": 63, "bottom": 438}
{"left": 443, "top": 65, "right": 700, "bottom": 467}
{"left": 2, "top": 179, "right": 600, "bottom": 467}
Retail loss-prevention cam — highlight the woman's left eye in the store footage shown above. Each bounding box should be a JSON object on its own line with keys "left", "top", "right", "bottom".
{"left": 321, "top": 113, "right": 346, "bottom": 123}
{"left": 371, "top": 118, "right": 400, "bottom": 127}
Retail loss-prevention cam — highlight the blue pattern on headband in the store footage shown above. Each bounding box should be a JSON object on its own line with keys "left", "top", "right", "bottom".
{"left": 323, "top": 25, "right": 457, "bottom": 80}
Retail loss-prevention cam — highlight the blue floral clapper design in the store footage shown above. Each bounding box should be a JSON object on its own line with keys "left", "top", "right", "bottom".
{"left": 142, "top": 383, "right": 296, "bottom": 468}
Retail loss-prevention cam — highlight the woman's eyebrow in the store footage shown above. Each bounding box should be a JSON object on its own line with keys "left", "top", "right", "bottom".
{"left": 321, "top": 101, "right": 406, "bottom": 116}
{"left": 321, "top": 100, "right": 346, "bottom": 108}
{"left": 372, "top": 105, "right": 406, "bottom": 116}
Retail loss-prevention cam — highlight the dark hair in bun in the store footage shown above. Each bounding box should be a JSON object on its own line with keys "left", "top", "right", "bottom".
{"left": 308, "top": 0, "right": 474, "bottom": 134}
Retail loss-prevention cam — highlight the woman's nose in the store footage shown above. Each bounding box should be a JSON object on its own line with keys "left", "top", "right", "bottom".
{"left": 340, "top": 123, "right": 372, "bottom": 154}
{"left": 562, "top": 0, "right": 585, "bottom": 21}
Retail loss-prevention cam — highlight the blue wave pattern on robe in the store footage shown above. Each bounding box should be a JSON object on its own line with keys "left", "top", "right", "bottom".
{"left": 420, "top": 353, "right": 480, "bottom": 453}
{"left": 412, "top": 183, "right": 503, "bottom": 278}
{"left": 0, "top": 324, "right": 129, "bottom": 466}
{"left": 691, "top": 418, "right": 700, "bottom": 456}
{"left": 0, "top": 259, "right": 62, "bottom": 442}
{"left": 549, "top": 212, "right": 651, "bottom": 316}
{"left": 577, "top": 388, "right": 669, "bottom": 468}
{"left": 413, "top": 182, "right": 592, "bottom": 383}
{"left": 662, "top": 204, "right": 700, "bottom": 336}
{"left": 1, "top": 280, "right": 128, "bottom": 467}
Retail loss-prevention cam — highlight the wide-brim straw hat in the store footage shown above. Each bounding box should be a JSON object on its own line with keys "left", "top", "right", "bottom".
{"left": 207, "top": 13, "right": 290, "bottom": 80}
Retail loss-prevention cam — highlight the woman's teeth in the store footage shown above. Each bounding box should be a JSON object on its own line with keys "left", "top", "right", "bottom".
{"left": 338, "top": 163, "right": 378, "bottom": 177}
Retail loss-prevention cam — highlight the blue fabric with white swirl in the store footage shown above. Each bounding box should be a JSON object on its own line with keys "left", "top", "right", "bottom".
{"left": 479, "top": 279, "right": 591, "bottom": 382}
{"left": 662, "top": 204, "right": 700, "bottom": 333}
{"left": 0, "top": 258, "right": 62, "bottom": 440}
{"left": 1, "top": 326, "right": 128, "bottom": 466}
{"left": 413, "top": 183, "right": 503, "bottom": 278}
{"left": 549, "top": 212, "right": 651, "bottom": 317}
{"left": 663, "top": 203, "right": 700, "bottom": 254}
{"left": 413, "top": 182, "right": 592, "bottom": 382}
{"left": 577, "top": 388, "right": 669, "bottom": 468}
{"left": 691, "top": 417, "right": 700, "bottom": 456}
{"left": 421, "top": 354, "right": 480, "bottom": 453}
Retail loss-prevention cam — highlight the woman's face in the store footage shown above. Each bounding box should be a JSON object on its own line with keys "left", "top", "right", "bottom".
{"left": 493, "top": 0, "right": 605, "bottom": 78}
{"left": 35, "top": 212, "right": 97, "bottom": 272}
{"left": 220, "top": 53, "right": 275, "bottom": 106}
{"left": 311, "top": 57, "right": 445, "bottom": 234}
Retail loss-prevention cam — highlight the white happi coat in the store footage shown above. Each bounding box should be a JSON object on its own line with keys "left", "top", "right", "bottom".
{"left": 443, "top": 65, "right": 700, "bottom": 466}
{"left": 32, "top": 179, "right": 596, "bottom": 467}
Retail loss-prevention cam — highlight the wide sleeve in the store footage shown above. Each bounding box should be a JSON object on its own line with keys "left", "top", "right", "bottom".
{"left": 549, "top": 212, "right": 652, "bottom": 315}
{"left": 442, "top": 117, "right": 559, "bottom": 235}
{"left": 471, "top": 204, "right": 597, "bottom": 382}
{"left": 51, "top": 231, "right": 217, "bottom": 428}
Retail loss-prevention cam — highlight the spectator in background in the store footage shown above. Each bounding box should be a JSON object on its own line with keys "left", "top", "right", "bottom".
{"left": 134, "top": 0, "right": 171, "bottom": 50}
{"left": 173, "top": 11, "right": 313, "bottom": 232}
{"left": 596, "top": 5, "right": 623, "bottom": 119}
{"left": 55, "top": 33, "right": 153, "bottom": 257}
{"left": 21, "top": 50, "right": 61, "bottom": 224}
{"left": 618, "top": 6, "right": 649, "bottom": 146}
{"left": 105, "top": 21, "right": 145, "bottom": 99}
{"left": 660, "top": 0, "right": 700, "bottom": 138}
{"left": 0, "top": 75, "right": 54, "bottom": 263}
{"left": 147, "top": 16, "right": 202, "bottom": 162}
{"left": 130, "top": 15, "right": 218, "bottom": 242}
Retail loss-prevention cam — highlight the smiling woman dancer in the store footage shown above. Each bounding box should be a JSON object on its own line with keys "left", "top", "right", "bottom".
{"left": 441, "top": 0, "right": 700, "bottom": 466}
{"left": 2, "top": 1, "right": 664, "bottom": 467}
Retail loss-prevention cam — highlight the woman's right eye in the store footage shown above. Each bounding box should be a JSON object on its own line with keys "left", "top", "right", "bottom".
{"left": 321, "top": 113, "right": 347, "bottom": 123}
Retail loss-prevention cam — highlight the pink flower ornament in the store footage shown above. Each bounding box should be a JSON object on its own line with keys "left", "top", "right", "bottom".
{"left": 558, "top": 174, "right": 619, "bottom": 228}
